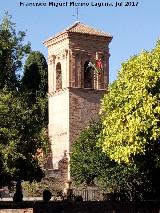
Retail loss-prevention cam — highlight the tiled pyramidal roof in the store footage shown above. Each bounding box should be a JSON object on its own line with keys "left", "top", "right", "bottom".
{"left": 44, "top": 22, "right": 112, "bottom": 44}
{"left": 54, "top": 21, "right": 112, "bottom": 38}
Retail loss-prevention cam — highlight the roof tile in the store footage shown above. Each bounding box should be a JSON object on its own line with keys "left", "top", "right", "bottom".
{"left": 55, "top": 22, "right": 112, "bottom": 38}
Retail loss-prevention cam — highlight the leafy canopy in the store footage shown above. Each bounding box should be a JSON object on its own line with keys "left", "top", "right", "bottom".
{"left": 0, "top": 13, "right": 49, "bottom": 187}
{"left": 21, "top": 51, "right": 48, "bottom": 96}
{"left": 21, "top": 51, "right": 48, "bottom": 127}
{"left": 100, "top": 41, "right": 160, "bottom": 164}
{"left": 0, "top": 89, "right": 49, "bottom": 186}
{"left": 70, "top": 121, "right": 150, "bottom": 201}
{"left": 71, "top": 41, "right": 160, "bottom": 200}
{"left": 0, "top": 12, "right": 31, "bottom": 90}
{"left": 70, "top": 121, "right": 108, "bottom": 185}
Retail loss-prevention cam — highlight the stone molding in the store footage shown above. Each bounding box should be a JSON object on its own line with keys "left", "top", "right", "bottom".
{"left": 48, "top": 87, "right": 106, "bottom": 97}
{"left": 48, "top": 87, "right": 69, "bottom": 97}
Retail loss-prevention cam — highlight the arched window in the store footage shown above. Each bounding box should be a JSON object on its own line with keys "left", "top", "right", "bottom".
{"left": 56, "top": 62, "right": 62, "bottom": 90}
{"left": 84, "top": 60, "right": 94, "bottom": 88}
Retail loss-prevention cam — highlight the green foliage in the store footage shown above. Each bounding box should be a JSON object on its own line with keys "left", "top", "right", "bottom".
{"left": 22, "top": 177, "right": 65, "bottom": 197}
{"left": 100, "top": 41, "right": 160, "bottom": 164}
{"left": 0, "top": 12, "right": 31, "bottom": 90}
{"left": 97, "top": 163, "right": 152, "bottom": 201}
{"left": 70, "top": 121, "right": 112, "bottom": 185}
{"left": 0, "top": 88, "right": 49, "bottom": 186}
{"left": 21, "top": 51, "right": 48, "bottom": 127}
{"left": 0, "top": 13, "right": 49, "bottom": 187}
{"left": 95, "top": 41, "right": 160, "bottom": 200}
{"left": 21, "top": 51, "right": 48, "bottom": 97}
{"left": 71, "top": 42, "right": 160, "bottom": 200}
{"left": 70, "top": 121, "right": 151, "bottom": 200}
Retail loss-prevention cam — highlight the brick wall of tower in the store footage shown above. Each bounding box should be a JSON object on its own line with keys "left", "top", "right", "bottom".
{"left": 69, "top": 88, "right": 105, "bottom": 149}
{"left": 48, "top": 87, "right": 105, "bottom": 179}
{"left": 48, "top": 88, "right": 70, "bottom": 171}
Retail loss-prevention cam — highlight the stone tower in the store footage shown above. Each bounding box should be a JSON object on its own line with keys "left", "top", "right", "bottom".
{"left": 44, "top": 22, "right": 112, "bottom": 180}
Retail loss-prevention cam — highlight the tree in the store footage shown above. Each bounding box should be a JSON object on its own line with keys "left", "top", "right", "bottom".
{"left": 0, "top": 13, "right": 49, "bottom": 189}
{"left": 70, "top": 121, "right": 108, "bottom": 185}
{"left": 21, "top": 51, "right": 48, "bottom": 127}
{"left": 100, "top": 41, "right": 160, "bottom": 165}
{"left": 0, "top": 89, "right": 49, "bottom": 187}
{"left": 0, "top": 12, "right": 31, "bottom": 90}
{"left": 71, "top": 42, "right": 160, "bottom": 200}
{"left": 99, "top": 41, "right": 160, "bottom": 199}
{"left": 70, "top": 121, "right": 150, "bottom": 201}
{"left": 21, "top": 51, "right": 48, "bottom": 98}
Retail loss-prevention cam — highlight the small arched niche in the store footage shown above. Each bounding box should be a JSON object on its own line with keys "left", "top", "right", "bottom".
{"left": 84, "top": 60, "right": 94, "bottom": 88}
{"left": 56, "top": 62, "right": 62, "bottom": 90}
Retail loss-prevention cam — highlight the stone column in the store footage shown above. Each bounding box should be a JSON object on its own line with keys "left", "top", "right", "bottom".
{"left": 74, "top": 51, "right": 82, "bottom": 88}
{"left": 52, "top": 55, "right": 56, "bottom": 91}
{"left": 48, "top": 55, "right": 53, "bottom": 93}
{"left": 104, "top": 52, "right": 110, "bottom": 88}
{"left": 65, "top": 49, "right": 69, "bottom": 88}
{"left": 68, "top": 50, "right": 73, "bottom": 87}
{"left": 71, "top": 52, "right": 76, "bottom": 87}
{"left": 66, "top": 151, "right": 71, "bottom": 181}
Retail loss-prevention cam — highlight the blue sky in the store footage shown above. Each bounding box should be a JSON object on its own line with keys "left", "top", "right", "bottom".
{"left": 0, "top": 0, "right": 160, "bottom": 82}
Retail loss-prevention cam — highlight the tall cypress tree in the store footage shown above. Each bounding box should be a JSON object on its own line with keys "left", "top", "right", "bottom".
{"left": 21, "top": 51, "right": 48, "bottom": 97}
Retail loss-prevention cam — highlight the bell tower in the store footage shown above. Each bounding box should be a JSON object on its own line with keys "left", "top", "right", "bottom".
{"left": 44, "top": 22, "right": 112, "bottom": 180}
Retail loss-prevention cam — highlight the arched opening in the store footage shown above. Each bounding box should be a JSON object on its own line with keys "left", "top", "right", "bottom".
{"left": 84, "top": 60, "right": 94, "bottom": 88}
{"left": 56, "top": 62, "right": 62, "bottom": 90}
